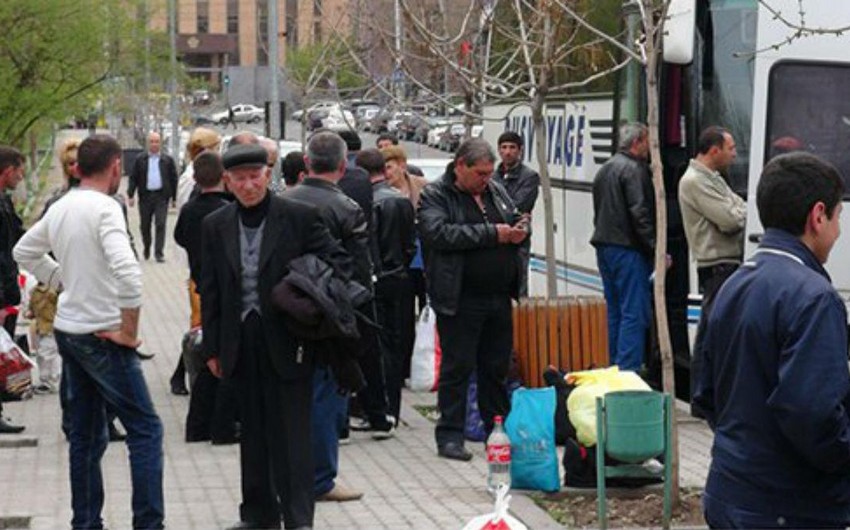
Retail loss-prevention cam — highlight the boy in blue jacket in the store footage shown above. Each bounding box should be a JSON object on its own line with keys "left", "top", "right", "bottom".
{"left": 695, "top": 152, "right": 850, "bottom": 528}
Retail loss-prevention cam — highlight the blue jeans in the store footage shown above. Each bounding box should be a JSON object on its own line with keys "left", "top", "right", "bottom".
{"left": 311, "top": 366, "right": 347, "bottom": 496}
{"left": 596, "top": 244, "right": 651, "bottom": 371}
{"left": 55, "top": 331, "right": 164, "bottom": 530}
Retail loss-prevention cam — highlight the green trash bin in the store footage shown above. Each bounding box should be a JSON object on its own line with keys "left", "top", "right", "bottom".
{"left": 603, "top": 390, "right": 664, "bottom": 463}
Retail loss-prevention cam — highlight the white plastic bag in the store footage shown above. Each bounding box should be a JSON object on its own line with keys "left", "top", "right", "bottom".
{"left": 461, "top": 485, "right": 528, "bottom": 530}
{"left": 409, "top": 303, "right": 441, "bottom": 392}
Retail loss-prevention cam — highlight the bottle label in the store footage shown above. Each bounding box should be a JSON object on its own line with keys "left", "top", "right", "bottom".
{"left": 487, "top": 444, "right": 511, "bottom": 464}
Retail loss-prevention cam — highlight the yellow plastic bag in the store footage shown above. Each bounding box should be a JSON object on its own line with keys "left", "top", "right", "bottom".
{"left": 566, "top": 366, "right": 650, "bottom": 446}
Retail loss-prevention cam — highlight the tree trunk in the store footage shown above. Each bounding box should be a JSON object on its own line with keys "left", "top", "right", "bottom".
{"left": 643, "top": 23, "right": 680, "bottom": 510}
{"left": 531, "top": 92, "right": 557, "bottom": 298}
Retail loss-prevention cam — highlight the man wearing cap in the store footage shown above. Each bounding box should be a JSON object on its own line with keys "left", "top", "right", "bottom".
{"left": 493, "top": 131, "right": 539, "bottom": 296}
{"left": 200, "top": 143, "right": 351, "bottom": 529}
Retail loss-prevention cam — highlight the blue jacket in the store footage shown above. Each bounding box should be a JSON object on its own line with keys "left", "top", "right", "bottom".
{"left": 694, "top": 229, "right": 850, "bottom": 521}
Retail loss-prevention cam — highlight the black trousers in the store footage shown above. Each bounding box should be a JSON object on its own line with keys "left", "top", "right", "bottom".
{"left": 402, "top": 269, "right": 426, "bottom": 380}
{"left": 138, "top": 191, "right": 168, "bottom": 259}
{"left": 690, "top": 262, "right": 738, "bottom": 417}
{"left": 233, "top": 313, "right": 313, "bottom": 528}
{"left": 185, "top": 368, "right": 238, "bottom": 442}
{"left": 354, "top": 302, "right": 390, "bottom": 427}
{"left": 375, "top": 275, "right": 414, "bottom": 422}
{"left": 434, "top": 294, "right": 512, "bottom": 448}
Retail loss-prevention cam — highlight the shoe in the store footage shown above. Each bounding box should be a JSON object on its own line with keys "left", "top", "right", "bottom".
{"left": 156, "top": 256, "right": 165, "bottom": 263}
{"left": 339, "top": 428, "right": 350, "bottom": 446}
{"left": 225, "top": 521, "right": 280, "bottom": 529}
{"left": 438, "top": 442, "right": 472, "bottom": 461}
{"left": 349, "top": 417, "right": 371, "bottom": 432}
{"left": 170, "top": 379, "right": 189, "bottom": 396}
{"left": 317, "top": 484, "right": 363, "bottom": 502}
{"left": 371, "top": 421, "right": 395, "bottom": 441}
{"left": 136, "top": 350, "right": 155, "bottom": 360}
{"left": 0, "top": 417, "right": 25, "bottom": 434}
{"left": 211, "top": 433, "right": 239, "bottom": 445}
{"left": 143, "top": 247, "right": 150, "bottom": 260}
{"left": 108, "top": 422, "right": 127, "bottom": 442}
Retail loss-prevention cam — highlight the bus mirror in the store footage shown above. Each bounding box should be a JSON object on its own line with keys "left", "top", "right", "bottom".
{"left": 663, "top": 0, "right": 696, "bottom": 65}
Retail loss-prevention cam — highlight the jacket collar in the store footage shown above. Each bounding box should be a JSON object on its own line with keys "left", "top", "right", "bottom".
{"left": 221, "top": 196, "right": 285, "bottom": 277}
{"left": 301, "top": 176, "right": 342, "bottom": 193}
{"left": 757, "top": 228, "right": 830, "bottom": 281}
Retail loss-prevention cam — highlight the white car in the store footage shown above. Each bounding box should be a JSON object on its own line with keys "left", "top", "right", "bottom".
{"left": 291, "top": 101, "right": 338, "bottom": 122}
{"left": 427, "top": 125, "right": 449, "bottom": 147}
{"left": 408, "top": 158, "right": 451, "bottom": 183}
{"left": 322, "top": 108, "right": 357, "bottom": 132}
{"left": 211, "top": 104, "right": 264, "bottom": 125}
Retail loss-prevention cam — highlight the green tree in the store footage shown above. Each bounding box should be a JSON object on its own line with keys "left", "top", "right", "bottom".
{"left": 0, "top": 0, "right": 165, "bottom": 146}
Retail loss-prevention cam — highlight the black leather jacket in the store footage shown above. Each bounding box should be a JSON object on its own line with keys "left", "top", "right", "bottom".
{"left": 493, "top": 162, "right": 540, "bottom": 214}
{"left": 371, "top": 180, "right": 416, "bottom": 280}
{"left": 418, "top": 164, "right": 523, "bottom": 316}
{"left": 589, "top": 151, "right": 655, "bottom": 255}
{"left": 285, "top": 178, "right": 373, "bottom": 290}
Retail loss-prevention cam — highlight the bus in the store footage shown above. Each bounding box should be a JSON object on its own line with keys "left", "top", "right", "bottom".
{"left": 482, "top": 0, "right": 850, "bottom": 396}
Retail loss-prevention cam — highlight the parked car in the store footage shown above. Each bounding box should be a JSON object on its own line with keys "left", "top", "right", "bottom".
{"left": 408, "top": 158, "right": 451, "bottom": 183}
{"left": 387, "top": 111, "right": 412, "bottom": 134}
{"left": 368, "top": 109, "right": 395, "bottom": 134}
{"left": 191, "top": 89, "right": 212, "bottom": 106}
{"left": 355, "top": 105, "right": 381, "bottom": 130}
{"left": 291, "top": 101, "right": 338, "bottom": 122}
{"left": 399, "top": 114, "right": 430, "bottom": 141}
{"left": 439, "top": 123, "right": 466, "bottom": 151}
{"left": 322, "top": 107, "right": 357, "bottom": 132}
{"left": 427, "top": 122, "right": 451, "bottom": 147}
{"left": 211, "top": 104, "right": 264, "bottom": 125}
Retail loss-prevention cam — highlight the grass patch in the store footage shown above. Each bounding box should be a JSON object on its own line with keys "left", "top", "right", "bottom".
{"left": 413, "top": 404, "right": 439, "bottom": 422}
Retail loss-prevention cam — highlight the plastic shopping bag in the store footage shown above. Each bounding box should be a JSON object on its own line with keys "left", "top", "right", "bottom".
{"left": 566, "top": 366, "right": 651, "bottom": 446}
{"left": 505, "top": 387, "right": 560, "bottom": 492}
{"left": 465, "top": 373, "right": 487, "bottom": 441}
{"left": 461, "top": 485, "right": 528, "bottom": 530}
{"left": 0, "top": 326, "right": 34, "bottom": 398}
{"left": 409, "top": 304, "right": 441, "bottom": 392}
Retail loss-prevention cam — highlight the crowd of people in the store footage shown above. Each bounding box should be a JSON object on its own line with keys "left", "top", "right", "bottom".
{"left": 0, "top": 125, "right": 540, "bottom": 529}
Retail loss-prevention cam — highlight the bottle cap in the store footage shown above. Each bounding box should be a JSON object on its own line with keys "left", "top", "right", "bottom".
{"left": 494, "top": 415, "right": 503, "bottom": 423}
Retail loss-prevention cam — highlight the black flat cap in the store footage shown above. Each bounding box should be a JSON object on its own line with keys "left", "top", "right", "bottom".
{"left": 222, "top": 144, "right": 268, "bottom": 170}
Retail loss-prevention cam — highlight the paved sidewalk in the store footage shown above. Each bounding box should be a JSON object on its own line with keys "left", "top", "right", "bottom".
{"left": 0, "top": 130, "right": 712, "bottom": 529}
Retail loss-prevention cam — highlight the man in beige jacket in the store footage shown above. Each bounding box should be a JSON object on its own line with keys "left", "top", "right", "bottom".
{"left": 678, "top": 126, "right": 745, "bottom": 418}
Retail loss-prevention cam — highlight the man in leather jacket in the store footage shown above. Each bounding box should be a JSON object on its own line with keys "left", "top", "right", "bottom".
{"left": 355, "top": 148, "right": 416, "bottom": 427}
{"left": 418, "top": 138, "right": 528, "bottom": 462}
{"left": 285, "top": 132, "right": 388, "bottom": 504}
{"left": 590, "top": 122, "right": 654, "bottom": 371}
{"left": 493, "top": 131, "right": 540, "bottom": 297}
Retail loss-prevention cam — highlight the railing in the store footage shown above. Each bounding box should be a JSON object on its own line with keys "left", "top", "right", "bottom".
{"left": 512, "top": 296, "right": 609, "bottom": 387}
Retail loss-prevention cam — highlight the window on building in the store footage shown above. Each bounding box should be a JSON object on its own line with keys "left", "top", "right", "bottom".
{"left": 286, "top": 0, "right": 298, "bottom": 47}
{"left": 257, "top": 0, "right": 269, "bottom": 66}
{"left": 197, "top": 0, "right": 209, "bottom": 33}
{"left": 227, "top": 0, "right": 238, "bottom": 34}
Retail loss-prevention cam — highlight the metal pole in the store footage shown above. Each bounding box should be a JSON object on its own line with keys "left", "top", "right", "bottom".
{"left": 168, "top": 0, "right": 180, "bottom": 159}
{"left": 394, "top": 0, "right": 402, "bottom": 99}
{"left": 268, "top": 0, "right": 281, "bottom": 140}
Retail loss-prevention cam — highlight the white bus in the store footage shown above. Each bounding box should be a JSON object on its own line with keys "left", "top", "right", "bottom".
{"left": 482, "top": 0, "right": 850, "bottom": 394}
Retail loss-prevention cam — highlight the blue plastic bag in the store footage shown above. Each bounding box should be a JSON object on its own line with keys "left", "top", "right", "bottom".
{"left": 465, "top": 373, "right": 486, "bottom": 442}
{"left": 505, "top": 387, "right": 560, "bottom": 492}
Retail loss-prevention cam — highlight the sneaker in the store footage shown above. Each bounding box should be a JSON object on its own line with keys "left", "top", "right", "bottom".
{"left": 318, "top": 484, "right": 363, "bottom": 502}
{"left": 339, "top": 428, "right": 351, "bottom": 446}
{"left": 371, "top": 421, "right": 395, "bottom": 441}
{"left": 349, "top": 417, "right": 371, "bottom": 432}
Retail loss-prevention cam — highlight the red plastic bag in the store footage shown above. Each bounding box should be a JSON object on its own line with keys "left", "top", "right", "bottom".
{"left": 0, "top": 328, "right": 34, "bottom": 397}
{"left": 462, "top": 486, "right": 527, "bottom": 530}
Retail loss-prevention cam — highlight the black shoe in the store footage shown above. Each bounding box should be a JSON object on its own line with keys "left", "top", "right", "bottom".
{"left": 438, "top": 442, "right": 472, "bottom": 461}
{"left": 108, "top": 422, "right": 126, "bottom": 442}
{"left": 155, "top": 256, "right": 165, "bottom": 263}
{"left": 143, "top": 247, "right": 150, "bottom": 260}
{"left": 170, "top": 379, "right": 189, "bottom": 396}
{"left": 136, "top": 350, "right": 155, "bottom": 360}
{"left": 0, "top": 417, "right": 25, "bottom": 434}
{"left": 225, "top": 520, "right": 280, "bottom": 529}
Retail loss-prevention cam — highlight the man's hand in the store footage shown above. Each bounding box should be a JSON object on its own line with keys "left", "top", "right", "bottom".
{"left": 496, "top": 224, "right": 513, "bottom": 244}
{"left": 96, "top": 329, "right": 142, "bottom": 349}
{"left": 128, "top": 197, "right": 135, "bottom": 207}
{"left": 207, "top": 357, "right": 222, "bottom": 379}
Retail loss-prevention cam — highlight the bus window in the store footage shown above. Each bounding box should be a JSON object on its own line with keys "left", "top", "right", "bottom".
{"left": 765, "top": 62, "right": 850, "bottom": 195}
{"left": 696, "top": 0, "right": 757, "bottom": 196}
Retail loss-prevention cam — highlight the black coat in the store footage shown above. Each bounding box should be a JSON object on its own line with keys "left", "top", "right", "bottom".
{"left": 338, "top": 165, "right": 373, "bottom": 226}
{"left": 371, "top": 180, "right": 416, "bottom": 280}
{"left": 174, "top": 191, "right": 232, "bottom": 284}
{"left": 417, "top": 164, "right": 523, "bottom": 316}
{"left": 493, "top": 162, "right": 540, "bottom": 214}
{"left": 199, "top": 194, "right": 352, "bottom": 380}
{"left": 128, "top": 152, "right": 179, "bottom": 202}
{"left": 589, "top": 152, "right": 655, "bottom": 255}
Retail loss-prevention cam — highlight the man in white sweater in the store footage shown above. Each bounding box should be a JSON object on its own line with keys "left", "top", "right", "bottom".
{"left": 14, "top": 135, "right": 164, "bottom": 530}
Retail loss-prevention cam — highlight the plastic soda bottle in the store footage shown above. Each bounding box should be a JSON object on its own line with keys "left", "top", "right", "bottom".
{"left": 486, "top": 415, "right": 511, "bottom": 494}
